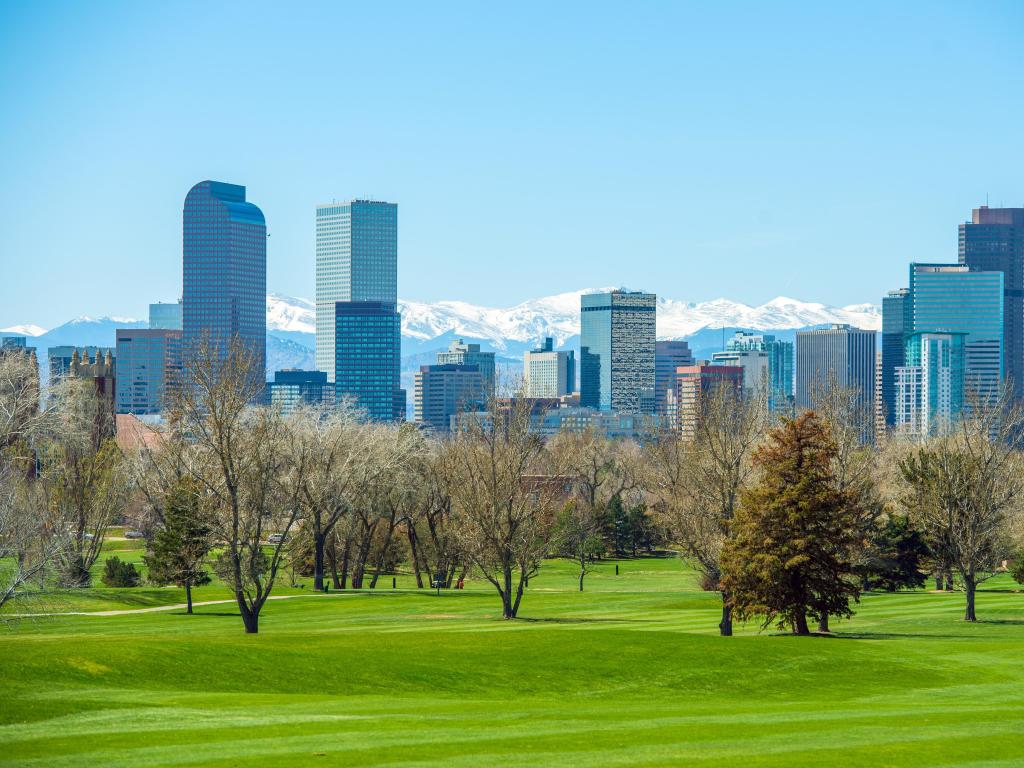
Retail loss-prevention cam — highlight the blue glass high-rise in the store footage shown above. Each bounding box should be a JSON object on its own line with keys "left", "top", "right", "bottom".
{"left": 182, "top": 181, "right": 266, "bottom": 380}
{"left": 580, "top": 291, "right": 656, "bottom": 414}
{"left": 334, "top": 301, "right": 404, "bottom": 422}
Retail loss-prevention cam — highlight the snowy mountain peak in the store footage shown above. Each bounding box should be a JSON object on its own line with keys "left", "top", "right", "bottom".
{"left": 0, "top": 324, "right": 47, "bottom": 337}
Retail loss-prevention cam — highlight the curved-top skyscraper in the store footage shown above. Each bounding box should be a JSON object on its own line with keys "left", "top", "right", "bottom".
{"left": 182, "top": 181, "right": 266, "bottom": 380}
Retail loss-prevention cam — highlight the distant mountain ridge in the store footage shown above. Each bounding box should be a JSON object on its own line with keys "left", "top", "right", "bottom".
{"left": 1, "top": 290, "right": 881, "bottom": 376}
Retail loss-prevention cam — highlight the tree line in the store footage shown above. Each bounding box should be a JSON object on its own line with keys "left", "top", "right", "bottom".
{"left": 2, "top": 343, "right": 1023, "bottom": 635}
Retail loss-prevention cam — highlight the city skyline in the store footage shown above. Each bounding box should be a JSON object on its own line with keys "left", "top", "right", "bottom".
{"left": 3, "top": 3, "right": 1024, "bottom": 328}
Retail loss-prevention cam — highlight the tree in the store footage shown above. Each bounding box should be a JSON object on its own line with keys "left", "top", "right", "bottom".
{"left": 444, "top": 394, "right": 559, "bottom": 619}
{"left": 646, "top": 381, "right": 768, "bottom": 636}
{"left": 896, "top": 390, "right": 1024, "bottom": 621}
{"left": 145, "top": 477, "right": 213, "bottom": 613}
{"left": 855, "top": 513, "right": 930, "bottom": 592}
{"left": 721, "top": 412, "right": 861, "bottom": 635}
{"left": 554, "top": 501, "right": 604, "bottom": 591}
{"left": 101, "top": 556, "right": 141, "bottom": 587}
{"left": 169, "top": 338, "right": 307, "bottom": 634}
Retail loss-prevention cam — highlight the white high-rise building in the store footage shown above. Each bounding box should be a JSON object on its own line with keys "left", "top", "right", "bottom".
{"left": 315, "top": 200, "right": 398, "bottom": 382}
{"left": 524, "top": 338, "right": 575, "bottom": 398}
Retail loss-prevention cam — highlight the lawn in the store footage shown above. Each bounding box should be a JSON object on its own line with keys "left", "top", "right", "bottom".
{"left": 1, "top": 555, "right": 1023, "bottom": 767}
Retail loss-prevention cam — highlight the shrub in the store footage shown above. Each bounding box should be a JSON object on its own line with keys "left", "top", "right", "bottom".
{"left": 101, "top": 556, "right": 141, "bottom": 587}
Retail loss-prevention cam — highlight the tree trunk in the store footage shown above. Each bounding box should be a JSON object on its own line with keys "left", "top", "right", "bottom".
{"left": 793, "top": 609, "right": 810, "bottom": 636}
{"left": 501, "top": 565, "right": 515, "bottom": 619}
{"left": 964, "top": 573, "right": 977, "bottom": 622}
{"left": 369, "top": 523, "right": 397, "bottom": 589}
{"left": 185, "top": 581, "right": 193, "bottom": 615}
{"left": 407, "top": 526, "right": 425, "bottom": 589}
{"left": 944, "top": 571, "right": 954, "bottom": 591}
{"left": 338, "top": 538, "right": 351, "bottom": 589}
{"left": 238, "top": 596, "right": 259, "bottom": 634}
{"left": 313, "top": 532, "right": 326, "bottom": 592}
{"left": 719, "top": 592, "right": 733, "bottom": 637}
{"left": 818, "top": 614, "right": 830, "bottom": 633}
{"left": 935, "top": 574, "right": 942, "bottom": 590}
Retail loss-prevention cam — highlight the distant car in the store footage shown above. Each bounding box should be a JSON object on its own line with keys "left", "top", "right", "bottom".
{"left": 267, "top": 533, "right": 285, "bottom": 545}
{"left": 124, "top": 530, "right": 145, "bottom": 539}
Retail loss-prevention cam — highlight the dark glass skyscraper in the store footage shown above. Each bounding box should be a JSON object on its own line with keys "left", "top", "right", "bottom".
{"left": 334, "top": 301, "right": 404, "bottom": 422}
{"left": 959, "top": 206, "right": 1024, "bottom": 398}
{"left": 881, "top": 289, "right": 910, "bottom": 426}
{"left": 580, "top": 290, "right": 656, "bottom": 414}
{"left": 182, "top": 181, "right": 266, "bottom": 380}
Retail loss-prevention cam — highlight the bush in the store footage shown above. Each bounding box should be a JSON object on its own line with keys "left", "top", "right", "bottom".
{"left": 101, "top": 556, "right": 141, "bottom": 587}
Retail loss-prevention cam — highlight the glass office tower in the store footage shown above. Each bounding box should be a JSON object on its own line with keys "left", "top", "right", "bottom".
{"left": 182, "top": 181, "right": 266, "bottom": 380}
{"left": 149, "top": 301, "right": 183, "bottom": 331}
{"left": 269, "top": 369, "right": 333, "bottom": 415}
{"left": 334, "top": 301, "right": 404, "bottom": 422}
{"left": 316, "top": 200, "right": 398, "bottom": 382}
{"left": 895, "top": 332, "right": 966, "bottom": 439}
{"left": 115, "top": 329, "right": 182, "bottom": 415}
{"left": 580, "top": 290, "right": 656, "bottom": 414}
{"left": 908, "top": 264, "right": 1003, "bottom": 403}
{"left": 959, "top": 206, "right": 1024, "bottom": 399}
{"left": 724, "top": 331, "right": 794, "bottom": 410}
{"left": 880, "top": 289, "right": 910, "bottom": 427}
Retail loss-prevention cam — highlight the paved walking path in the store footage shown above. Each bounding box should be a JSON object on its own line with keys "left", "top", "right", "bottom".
{"left": 9, "top": 590, "right": 353, "bottom": 618}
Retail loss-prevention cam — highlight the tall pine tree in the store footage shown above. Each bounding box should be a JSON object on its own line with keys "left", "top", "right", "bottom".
{"left": 721, "top": 412, "right": 860, "bottom": 635}
{"left": 145, "top": 477, "right": 213, "bottom": 614}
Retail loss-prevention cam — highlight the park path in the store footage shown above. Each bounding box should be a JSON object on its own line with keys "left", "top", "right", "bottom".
{"left": 9, "top": 591, "right": 353, "bottom": 618}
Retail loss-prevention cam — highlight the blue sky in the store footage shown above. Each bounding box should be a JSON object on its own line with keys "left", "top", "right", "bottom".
{"left": 1, "top": 1, "right": 1023, "bottom": 328}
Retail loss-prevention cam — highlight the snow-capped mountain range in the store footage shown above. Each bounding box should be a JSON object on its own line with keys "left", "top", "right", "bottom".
{"left": 2, "top": 289, "right": 880, "bottom": 375}
{"left": 267, "top": 289, "right": 881, "bottom": 349}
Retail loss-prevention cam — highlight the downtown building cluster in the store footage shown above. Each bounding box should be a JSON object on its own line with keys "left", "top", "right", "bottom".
{"left": 7, "top": 187, "right": 1023, "bottom": 444}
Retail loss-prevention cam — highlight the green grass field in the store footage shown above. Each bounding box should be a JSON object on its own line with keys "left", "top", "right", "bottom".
{"left": 1, "top": 547, "right": 1023, "bottom": 767}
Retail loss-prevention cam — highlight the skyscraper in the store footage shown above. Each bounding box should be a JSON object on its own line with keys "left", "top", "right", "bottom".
{"left": 413, "top": 363, "right": 484, "bottom": 432}
{"left": 711, "top": 348, "right": 770, "bottom": 400}
{"left": 149, "top": 301, "right": 183, "bottom": 331}
{"left": 653, "top": 341, "right": 693, "bottom": 414}
{"left": 580, "top": 290, "right": 656, "bottom": 414}
{"left": 334, "top": 301, "right": 404, "bottom": 422}
{"left": 524, "top": 338, "right": 576, "bottom": 398}
{"left": 895, "top": 332, "right": 966, "bottom": 439}
{"left": 959, "top": 206, "right": 1024, "bottom": 398}
{"left": 115, "top": 328, "right": 182, "bottom": 415}
{"left": 437, "top": 339, "right": 496, "bottom": 395}
{"left": 724, "top": 332, "right": 793, "bottom": 409}
{"left": 795, "top": 324, "right": 876, "bottom": 420}
{"left": 880, "top": 289, "right": 910, "bottom": 426}
{"left": 671, "top": 362, "right": 744, "bottom": 437}
{"left": 908, "top": 263, "right": 1003, "bottom": 403}
{"left": 269, "top": 369, "right": 333, "bottom": 415}
{"left": 316, "top": 200, "right": 398, "bottom": 381}
{"left": 182, "top": 181, "right": 266, "bottom": 379}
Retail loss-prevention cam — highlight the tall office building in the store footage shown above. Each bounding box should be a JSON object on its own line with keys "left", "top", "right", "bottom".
{"left": 580, "top": 290, "right": 656, "bottom": 414}
{"left": 880, "top": 289, "right": 910, "bottom": 426}
{"left": 654, "top": 341, "right": 693, "bottom": 413}
{"left": 149, "top": 301, "right": 183, "bottom": 331}
{"left": 795, "top": 324, "right": 876, "bottom": 421}
{"left": 438, "top": 339, "right": 496, "bottom": 395}
{"left": 671, "top": 363, "right": 744, "bottom": 437}
{"left": 524, "top": 338, "right": 576, "bottom": 398}
{"left": 182, "top": 181, "right": 266, "bottom": 380}
{"left": 895, "top": 332, "right": 966, "bottom": 440}
{"left": 334, "top": 301, "right": 404, "bottom": 422}
{"left": 269, "top": 369, "right": 333, "bottom": 415}
{"left": 908, "top": 264, "right": 1003, "bottom": 403}
{"left": 959, "top": 206, "right": 1024, "bottom": 398}
{"left": 115, "top": 329, "right": 182, "bottom": 415}
{"left": 711, "top": 348, "right": 771, "bottom": 400}
{"left": 725, "top": 332, "right": 793, "bottom": 409}
{"left": 413, "top": 363, "right": 484, "bottom": 433}
{"left": 316, "top": 200, "right": 398, "bottom": 382}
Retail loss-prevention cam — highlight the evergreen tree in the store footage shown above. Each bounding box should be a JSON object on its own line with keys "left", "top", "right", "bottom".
{"left": 145, "top": 478, "right": 213, "bottom": 614}
{"left": 721, "top": 412, "right": 861, "bottom": 635}
{"left": 856, "top": 513, "right": 930, "bottom": 592}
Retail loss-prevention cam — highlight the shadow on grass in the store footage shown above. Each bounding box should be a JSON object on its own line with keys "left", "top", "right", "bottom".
{"left": 831, "top": 631, "right": 983, "bottom": 640}
{"left": 517, "top": 616, "right": 639, "bottom": 625}
{"left": 976, "top": 618, "right": 1024, "bottom": 625}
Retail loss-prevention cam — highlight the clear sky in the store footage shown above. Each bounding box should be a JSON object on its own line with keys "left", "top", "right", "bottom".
{"left": 2, "top": 1, "right": 1023, "bottom": 329}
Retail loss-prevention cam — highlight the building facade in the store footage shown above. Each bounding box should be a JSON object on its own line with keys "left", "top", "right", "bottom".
{"left": 724, "top": 332, "right": 793, "bottom": 409}
{"left": 149, "top": 301, "right": 183, "bottom": 331}
{"left": 959, "top": 206, "right": 1024, "bottom": 399}
{"left": 438, "top": 339, "right": 496, "bottom": 395}
{"left": 48, "top": 346, "right": 115, "bottom": 387}
{"left": 269, "top": 369, "right": 333, "bottom": 414}
{"left": 895, "top": 332, "right": 966, "bottom": 439}
{"left": 908, "top": 263, "right": 1003, "bottom": 404}
{"left": 115, "top": 329, "right": 182, "bottom": 415}
{"left": 524, "top": 337, "right": 575, "bottom": 398}
{"left": 671, "top": 363, "right": 744, "bottom": 437}
{"left": 654, "top": 341, "right": 693, "bottom": 414}
{"left": 334, "top": 301, "right": 404, "bottom": 422}
{"left": 182, "top": 181, "right": 266, "bottom": 380}
{"left": 795, "top": 325, "right": 876, "bottom": 418}
{"left": 881, "top": 289, "right": 910, "bottom": 426}
{"left": 316, "top": 200, "right": 398, "bottom": 381}
{"left": 413, "top": 363, "right": 484, "bottom": 433}
{"left": 580, "top": 290, "right": 656, "bottom": 414}
{"left": 711, "top": 348, "right": 771, "bottom": 403}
